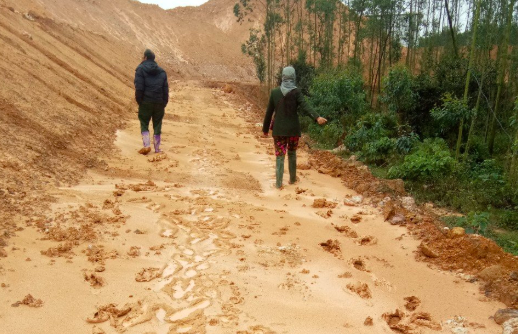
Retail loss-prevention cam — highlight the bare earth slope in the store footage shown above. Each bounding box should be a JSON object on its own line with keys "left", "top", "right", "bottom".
{"left": 0, "top": 81, "right": 506, "bottom": 333}
{"left": 0, "top": 0, "right": 254, "bottom": 230}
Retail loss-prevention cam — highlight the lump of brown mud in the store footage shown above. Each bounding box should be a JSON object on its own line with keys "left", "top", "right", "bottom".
{"left": 312, "top": 198, "right": 337, "bottom": 209}
{"left": 494, "top": 309, "right": 518, "bottom": 325}
{"left": 352, "top": 258, "right": 369, "bottom": 272}
{"left": 148, "top": 153, "right": 167, "bottom": 162}
{"left": 409, "top": 312, "right": 441, "bottom": 330}
{"left": 11, "top": 294, "right": 44, "bottom": 308}
{"left": 319, "top": 239, "right": 341, "bottom": 256}
{"left": 338, "top": 272, "right": 352, "bottom": 278}
{"left": 346, "top": 281, "right": 372, "bottom": 299}
{"left": 350, "top": 215, "right": 362, "bottom": 223}
{"left": 0, "top": 248, "right": 7, "bottom": 257}
{"left": 404, "top": 296, "right": 421, "bottom": 311}
{"left": 420, "top": 243, "right": 439, "bottom": 258}
{"left": 358, "top": 236, "right": 378, "bottom": 246}
{"left": 40, "top": 241, "right": 74, "bottom": 257}
{"left": 364, "top": 317, "right": 373, "bottom": 326}
{"left": 86, "top": 303, "right": 132, "bottom": 324}
{"left": 316, "top": 210, "right": 333, "bottom": 219}
{"left": 135, "top": 267, "right": 162, "bottom": 282}
{"left": 383, "top": 309, "right": 404, "bottom": 326}
{"left": 86, "top": 245, "right": 118, "bottom": 265}
{"left": 84, "top": 272, "right": 106, "bottom": 288}
{"left": 449, "top": 227, "right": 465, "bottom": 238}
{"left": 334, "top": 225, "right": 358, "bottom": 238}
{"left": 478, "top": 265, "right": 505, "bottom": 282}
{"left": 127, "top": 246, "right": 141, "bottom": 257}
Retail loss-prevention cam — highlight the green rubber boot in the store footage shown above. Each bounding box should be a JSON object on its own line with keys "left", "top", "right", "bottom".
{"left": 288, "top": 150, "right": 297, "bottom": 184}
{"left": 276, "top": 155, "right": 285, "bottom": 189}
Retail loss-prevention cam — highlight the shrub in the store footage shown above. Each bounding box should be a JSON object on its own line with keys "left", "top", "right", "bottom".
{"left": 307, "top": 121, "right": 344, "bottom": 149}
{"left": 430, "top": 93, "right": 471, "bottom": 137}
{"left": 359, "top": 137, "right": 397, "bottom": 164}
{"left": 380, "top": 65, "right": 416, "bottom": 114}
{"left": 388, "top": 138, "right": 456, "bottom": 181}
{"left": 308, "top": 68, "right": 366, "bottom": 122}
{"left": 345, "top": 112, "right": 399, "bottom": 152}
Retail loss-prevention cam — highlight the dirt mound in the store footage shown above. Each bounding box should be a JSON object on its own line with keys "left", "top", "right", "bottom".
{"left": 346, "top": 281, "right": 372, "bottom": 299}
{"left": 11, "top": 294, "right": 44, "bottom": 308}
{"left": 319, "top": 239, "right": 341, "bottom": 257}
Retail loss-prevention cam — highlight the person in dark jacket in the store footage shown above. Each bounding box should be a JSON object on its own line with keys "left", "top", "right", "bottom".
{"left": 262, "top": 66, "right": 327, "bottom": 189}
{"left": 134, "top": 49, "right": 169, "bottom": 155}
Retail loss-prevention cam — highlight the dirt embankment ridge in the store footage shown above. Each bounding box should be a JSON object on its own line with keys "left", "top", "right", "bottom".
{"left": 0, "top": 0, "right": 255, "bottom": 233}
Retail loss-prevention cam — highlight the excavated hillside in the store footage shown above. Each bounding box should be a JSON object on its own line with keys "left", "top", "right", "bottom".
{"left": 0, "top": 0, "right": 256, "bottom": 229}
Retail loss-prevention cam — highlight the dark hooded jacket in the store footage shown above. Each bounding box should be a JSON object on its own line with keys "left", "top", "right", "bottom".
{"left": 134, "top": 60, "right": 169, "bottom": 106}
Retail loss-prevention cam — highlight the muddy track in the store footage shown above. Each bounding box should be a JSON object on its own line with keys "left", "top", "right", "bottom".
{"left": 0, "top": 81, "right": 506, "bottom": 334}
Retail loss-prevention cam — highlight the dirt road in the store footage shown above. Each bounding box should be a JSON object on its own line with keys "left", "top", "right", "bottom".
{"left": 0, "top": 81, "right": 504, "bottom": 333}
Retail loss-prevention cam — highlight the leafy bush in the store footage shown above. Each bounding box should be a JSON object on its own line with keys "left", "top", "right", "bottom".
{"left": 380, "top": 65, "right": 416, "bottom": 113}
{"left": 388, "top": 138, "right": 456, "bottom": 181}
{"left": 359, "top": 137, "right": 397, "bottom": 164}
{"left": 345, "top": 112, "right": 399, "bottom": 152}
{"left": 308, "top": 68, "right": 366, "bottom": 121}
{"left": 430, "top": 93, "right": 471, "bottom": 136}
{"left": 307, "top": 121, "right": 344, "bottom": 149}
{"left": 442, "top": 211, "right": 490, "bottom": 235}
{"left": 289, "top": 51, "right": 316, "bottom": 95}
{"left": 395, "top": 132, "right": 420, "bottom": 154}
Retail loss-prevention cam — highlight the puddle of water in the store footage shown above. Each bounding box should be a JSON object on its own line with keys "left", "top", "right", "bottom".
{"left": 169, "top": 300, "right": 210, "bottom": 322}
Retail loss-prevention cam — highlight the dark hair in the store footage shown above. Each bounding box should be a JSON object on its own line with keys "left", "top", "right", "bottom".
{"left": 283, "top": 89, "right": 298, "bottom": 115}
{"left": 144, "top": 49, "right": 155, "bottom": 60}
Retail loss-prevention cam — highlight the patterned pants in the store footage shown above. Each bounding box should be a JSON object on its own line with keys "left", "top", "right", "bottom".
{"left": 273, "top": 136, "right": 299, "bottom": 156}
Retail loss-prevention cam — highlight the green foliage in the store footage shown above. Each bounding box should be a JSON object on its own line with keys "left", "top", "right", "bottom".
{"left": 388, "top": 138, "right": 456, "bottom": 180}
{"left": 308, "top": 68, "right": 366, "bottom": 121}
{"left": 307, "top": 121, "right": 344, "bottom": 149}
{"left": 395, "top": 132, "right": 420, "bottom": 154}
{"left": 380, "top": 65, "right": 416, "bottom": 113}
{"left": 345, "top": 112, "right": 398, "bottom": 152}
{"left": 494, "top": 231, "right": 518, "bottom": 256}
{"left": 241, "top": 29, "right": 266, "bottom": 82}
{"left": 359, "top": 136, "right": 397, "bottom": 164}
{"left": 442, "top": 211, "right": 490, "bottom": 235}
{"left": 430, "top": 93, "right": 471, "bottom": 135}
{"left": 290, "top": 52, "right": 315, "bottom": 96}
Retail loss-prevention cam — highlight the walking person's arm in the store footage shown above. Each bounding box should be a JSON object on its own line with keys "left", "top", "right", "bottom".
{"left": 134, "top": 67, "right": 145, "bottom": 105}
{"left": 163, "top": 73, "right": 169, "bottom": 108}
{"left": 296, "top": 90, "right": 327, "bottom": 125}
{"left": 262, "top": 91, "right": 275, "bottom": 136}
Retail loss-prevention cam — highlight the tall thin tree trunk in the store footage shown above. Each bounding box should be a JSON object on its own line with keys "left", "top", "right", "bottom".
{"left": 455, "top": 0, "right": 481, "bottom": 160}
{"left": 488, "top": 0, "right": 515, "bottom": 155}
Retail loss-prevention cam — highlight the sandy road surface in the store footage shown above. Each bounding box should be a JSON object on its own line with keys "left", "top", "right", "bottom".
{"left": 0, "top": 81, "right": 505, "bottom": 333}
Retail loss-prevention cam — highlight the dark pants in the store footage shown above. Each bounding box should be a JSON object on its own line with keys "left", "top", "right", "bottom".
{"left": 138, "top": 102, "right": 165, "bottom": 135}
